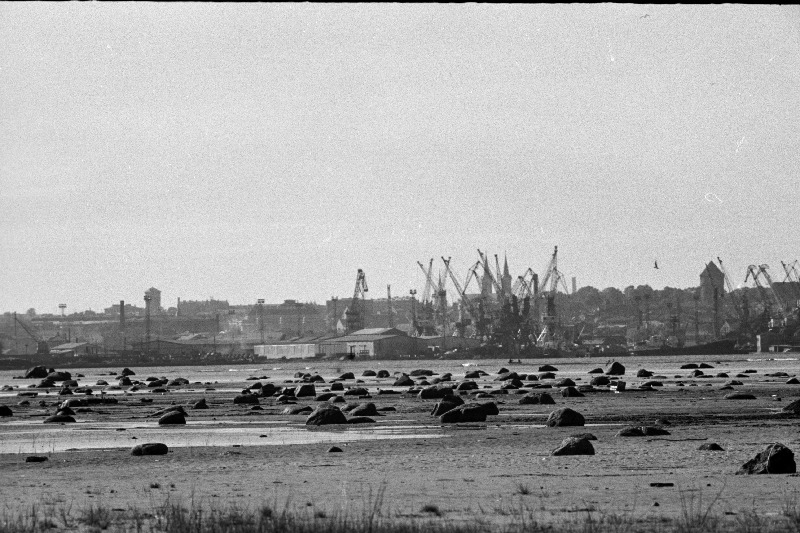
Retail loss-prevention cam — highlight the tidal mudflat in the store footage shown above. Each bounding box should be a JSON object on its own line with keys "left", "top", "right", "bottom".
{"left": 2, "top": 354, "right": 800, "bottom": 531}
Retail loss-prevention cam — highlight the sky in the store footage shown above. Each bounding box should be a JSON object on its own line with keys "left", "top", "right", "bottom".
{"left": 1, "top": 4, "right": 799, "bottom": 314}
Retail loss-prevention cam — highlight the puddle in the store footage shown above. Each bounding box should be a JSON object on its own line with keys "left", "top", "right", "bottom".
{"left": 0, "top": 423, "right": 446, "bottom": 454}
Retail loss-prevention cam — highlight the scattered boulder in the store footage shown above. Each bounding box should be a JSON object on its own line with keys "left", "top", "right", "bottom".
{"left": 590, "top": 376, "right": 610, "bottom": 386}
{"left": 121, "top": 368, "right": 136, "bottom": 376}
{"left": 561, "top": 387, "right": 584, "bottom": 398}
{"left": 158, "top": 412, "right": 186, "bottom": 425}
{"left": 680, "top": 363, "right": 698, "bottom": 369}
{"left": 295, "top": 384, "right": 316, "bottom": 397}
{"left": 0, "top": 405, "right": 13, "bottom": 417}
{"left": 539, "top": 372, "right": 556, "bottom": 380}
{"left": 377, "top": 370, "right": 390, "bottom": 378}
{"left": 464, "top": 371, "right": 482, "bottom": 379}
{"left": 787, "top": 378, "right": 800, "bottom": 385}
{"left": 457, "top": 381, "right": 478, "bottom": 391}
{"left": 362, "top": 370, "right": 377, "bottom": 377}
{"left": 393, "top": 374, "right": 414, "bottom": 386}
{"left": 24, "top": 366, "right": 49, "bottom": 379}
{"left": 520, "top": 392, "right": 555, "bottom": 405}
{"left": 605, "top": 362, "right": 625, "bottom": 375}
{"left": 347, "top": 416, "right": 376, "bottom": 424}
{"left": 192, "top": 399, "right": 209, "bottom": 409}
{"left": 539, "top": 365, "right": 558, "bottom": 372}
{"left": 330, "top": 382, "right": 344, "bottom": 391}
{"left": 315, "top": 393, "right": 338, "bottom": 402}
{"left": 495, "top": 372, "right": 520, "bottom": 381}
{"left": 556, "top": 378, "right": 576, "bottom": 388}
{"left": 642, "top": 426, "right": 670, "bottom": 436}
{"left": 570, "top": 432, "right": 597, "bottom": 441}
{"left": 306, "top": 406, "right": 347, "bottom": 426}
{"left": 737, "top": 443, "right": 796, "bottom": 474}
{"left": 25, "top": 456, "right": 48, "bottom": 463}
{"left": 783, "top": 399, "right": 800, "bottom": 414}
{"left": 431, "top": 400, "right": 461, "bottom": 417}
{"left": 350, "top": 403, "right": 380, "bottom": 417}
{"left": 616, "top": 426, "right": 645, "bottom": 437}
{"left": 552, "top": 437, "right": 595, "bottom": 456}
{"left": 725, "top": 393, "right": 756, "bottom": 400}
{"left": 131, "top": 443, "right": 169, "bottom": 456}
{"left": 636, "top": 369, "right": 653, "bottom": 378}
{"left": 344, "top": 387, "right": 370, "bottom": 397}
{"left": 410, "top": 369, "right": 435, "bottom": 377}
{"left": 440, "top": 403, "right": 488, "bottom": 423}
{"left": 699, "top": 443, "right": 725, "bottom": 451}
{"left": 546, "top": 408, "right": 585, "bottom": 427}
{"left": 233, "top": 394, "right": 259, "bottom": 405}
{"left": 283, "top": 405, "right": 313, "bottom": 415}
{"left": 328, "top": 446, "right": 343, "bottom": 453}
{"left": 588, "top": 368, "right": 604, "bottom": 374}
{"left": 44, "top": 415, "right": 75, "bottom": 423}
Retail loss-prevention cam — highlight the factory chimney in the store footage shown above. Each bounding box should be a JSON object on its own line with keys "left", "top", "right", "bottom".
{"left": 119, "top": 300, "right": 125, "bottom": 330}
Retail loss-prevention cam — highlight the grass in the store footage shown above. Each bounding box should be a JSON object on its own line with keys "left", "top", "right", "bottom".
{"left": 4, "top": 488, "right": 800, "bottom": 533}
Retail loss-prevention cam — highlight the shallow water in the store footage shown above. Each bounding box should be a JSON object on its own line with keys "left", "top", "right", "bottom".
{"left": 0, "top": 422, "right": 446, "bottom": 454}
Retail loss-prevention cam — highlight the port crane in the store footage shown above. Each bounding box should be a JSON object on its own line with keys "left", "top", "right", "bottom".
{"left": 758, "top": 264, "right": 789, "bottom": 320}
{"left": 716, "top": 257, "right": 748, "bottom": 335}
{"left": 536, "top": 246, "right": 571, "bottom": 348}
{"left": 345, "top": 269, "right": 368, "bottom": 333}
{"left": 442, "top": 257, "right": 488, "bottom": 339}
{"left": 745, "top": 264, "right": 781, "bottom": 327}
{"left": 781, "top": 260, "right": 800, "bottom": 305}
{"left": 12, "top": 312, "right": 50, "bottom": 355}
{"left": 416, "top": 259, "right": 443, "bottom": 336}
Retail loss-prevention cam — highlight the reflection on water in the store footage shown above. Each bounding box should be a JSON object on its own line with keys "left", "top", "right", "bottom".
{"left": 1, "top": 423, "right": 446, "bottom": 454}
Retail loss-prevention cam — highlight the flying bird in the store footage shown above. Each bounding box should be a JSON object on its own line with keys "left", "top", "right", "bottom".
{"left": 654, "top": 260, "right": 659, "bottom": 270}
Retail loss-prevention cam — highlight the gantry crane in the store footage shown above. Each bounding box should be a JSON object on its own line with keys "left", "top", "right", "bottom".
{"left": 442, "top": 257, "right": 488, "bottom": 339}
{"left": 717, "top": 257, "right": 747, "bottom": 334}
{"left": 745, "top": 264, "right": 776, "bottom": 327}
{"left": 781, "top": 260, "right": 800, "bottom": 305}
{"left": 417, "top": 259, "right": 442, "bottom": 335}
{"left": 536, "top": 246, "right": 571, "bottom": 347}
{"left": 758, "top": 264, "right": 788, "bottom": 320}
{"left": 12, "top": 312, "right": 50, "bottom": 355}
{"left": 345, "top": 269, "right": 368, "bottom": 333}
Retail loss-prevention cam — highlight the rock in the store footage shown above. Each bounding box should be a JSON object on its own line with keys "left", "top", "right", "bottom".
{"left": 552, "top": 437, "right": 595, "bottom": 456}
{"left": 636, "top": 369, "right": 653, "bottom": 378}
{"left": 546, "top": 408, "right": 585, "bottom": 427}
{"left": 556, "top": 378, "right": 576, "bottom": 387}
{"left": 588, "top": 368, "right": 604, "bottom": 374}
{"left": 456, "top": 381, "right": 478, "bottom": 391}
{"left": 393, "top": 375, "right": 414, "bottom": 386}
{"left": 258, "top": 383, "right": 276, "bottom": 397}
{"left": 497, "top": 367, "right": 509, "bottom": 374}
{"left": 25, "top": 456, "right": 48, "bottom": 463}
{"left": 464, "top": 371, "right": 482, "bottom": 379}
{"left": 131, "top": 443, "right": 169, "bottom": 456}
{"left": 788, "top": 378, "right": 800, "bottom": 385}
{"left": 691, "top": 369, "right": 705, "bottom": 377}
{"left": 410, "top": 369, "right": 435, "bottom": 377}
{"left": 315, "top": 393, "right": 338, "bottom": 402}
{"left": 725, "top": 393, "right": 756, "bottom": 400}
{"left": 539, "top": 372, "right": 556, "bottom": 380}
{"left": 605, "top": 362, "right": 625, "bottom": 375}
{"left": 158, "top": 412, "right": 186, "bottom": 425}
{"left": 234, "top": 394, "right": 259, "bottom": 405}
{"left": 538, "top": 365, "right": 558, "bottom": 372}
{"left": 377, "top": 370, "right": 390, "bottom": 378}
{"left": 350, "top": 403, "right": 380, "bottom": 417}
{"left": 295, "top": 384, "right": 316, "bottom": 397}
{"left": 306, "top": 406, "right": 347, "bottom": 426}
{"left": 344, "top": 387, "right": 370, "bottom": 397}
{"left": 58, "top": 407, "right": 75, "bottom": 416}
{"left": 431, "top": 400, "right": 461, "bottom": 417}
{"left": 328, "top": 446, "right": 343, "bottom": 453}
{"left": 561, "top": 387, "right": 584, "bottom": 398}
{"left": 616, "top": 426, "right": 645, "bottom": 437}
{"left": 478, "top": 401, "right": 499, "bottom": 416}
{"left": 737, "top": 443, "right": 796, "bottom": 475}
{"left": 192, "top": 399, "right": 208, "bottom": 409}
{"left": 0, "top": 405, "right": 12, "bottom": 417}
{"left": 783, "top": 399, "right": 800, "bottom": 413}
{"left": 590, "top": 376, "right": 610, "bottom": 386}
{"left": 680, "top": 363, "right": 698, "bottom": 369}
{"left": 121, "top": 368, "right": 136, "bottom": 376}
{"left": 570, "top": 432, "right": 597, "bottom": 441}
{"left": 519, "top": 392, "right": 555, "bottom": 405}
{"left": 699, "top": 363, "right": 714, "bottom": 369}
{"left": 699, "top": 443, "right": 724, "bottom": 451}
{"left": 495, "top": 372, "right": 520, "bottom": 381}
{"left": 362, "top": 370, "right": 376, "bottom": 377}
{"left": 44, "top": 415, "right": 75, "bottom": 423}
{"left": 167, "top": 378, "right": 189, "bottom": 387}
{"left": 642, "top": 426, "right": 670, "bottom": 436}
{"left": 440, "top": 403, "right": 487, "bottom": 423}
{"left": 24, "top": 366, "right": 49, "bottom": 379}
{"left": 418, "top": 386, "right": 452, "bottom": 399}
{"left": 347, "top": 416, "right": 376, "bottom": 424}
{"left": 283, "top": 405, "right": 313, "bottom": 415}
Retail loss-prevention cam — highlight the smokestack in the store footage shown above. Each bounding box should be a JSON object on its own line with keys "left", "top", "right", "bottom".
{"left": 177, "top": 297, "right": 181, "bottom": 317}
{"left": 571, "top": 277, "right": 577, "bottom": 294}
{"left": 119, "top": 300, "right": 125, "bottom": 330}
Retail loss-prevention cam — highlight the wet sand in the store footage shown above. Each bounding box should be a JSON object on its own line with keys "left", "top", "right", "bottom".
{"left": 2, "top": 354, "right": 800, "bottom": 528}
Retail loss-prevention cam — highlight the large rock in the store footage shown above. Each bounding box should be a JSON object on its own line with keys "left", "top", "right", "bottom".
{"left": 283, "top": 405, "right": 313, "bottom": 415}
{"left": 519, "top": 392, "right": 555, "bottom": 405}
{"left": 546, "top": 408, "right": 585, "bottom": 427}
{"left": 306, "top": 406, "right": 347, "bottom": 426}
{"left": 495, "top": 372, "right": 520, "bottom": 381}
{"left": 439, "top": 403, "right": 488, "bottom": 423}
{"left": 260, "top": 383, "right": 277, "bottom": 397}
{"left": 121, "top": 368, "right": 136, "bottom": 376}
{"left": 561, "top": 387, "right": 584, "bottom": 398}
{"left": 393, "top": 374, "right": 414, "bottom": 386}
{"left": 377, "top": 370, "right": 391, "bottom": 378}
{"left": 339, "top": 372, "right": 355, "bottom": 380}
{"left": 192, "top": 398, "right": 209, "bottom": 409}
{"left": 347, "top": 416, "right": 376, "bottom": 424}
{"left": 556, "top": 378, "right": 576, "bottom": 388}
{"left": 46, "top": 371, "right": 71, "bottom": 382}
{"left": 725, "top": 393, "right": 756, "bottom": 400}
{"left": 0, "top": 405, "right": 12, "bottom": 417}
{"left": 233, "top": 394, "right": 259, "bottom": 405}
{"left": 590, "top": 376, "right": 610, "bottom": 386}
{"left": 410, "top": 369, "right": 435, "bottom": 377}
{"left": 418, "top": 386, "right": 453, "bottom": 400}
{"left": 343, "top": 387, "right": 370, "bottom": 397}
{"left": 158, "top": 412, "right": 186, "bottom": 425}
{"left": 431, "top": 400, "right": 462, "bottom": 417}
{"left": 44, "top": 415, "right": 75, "bottom": 423}
{"left": 456, "top": 381, "right": 478, "bottom": 391}
{"left": 131, "top": 443, "right": 169, "bottom": 456}
{"left": 737, "top": 443, "right": 796, "bottom": 475}
{"left": 24, "top": 366, "right": 49, "bottom": 379}
{"left": 636, "top": 369, "right": 653, "bottom": 378}
{"left": 539, "top": 365, "right": 559, "bottom": 372}
{"left": 552, "top": 437, "right": 595, "bottom": 456}
{"left": 605, "top": 362, "right": 625, "bottom": 376}
{"left": 350, "top": 403, "right": 380, "bottom": 417}
{"left": 295, "top": 384, "right": 317, "bottom": 397}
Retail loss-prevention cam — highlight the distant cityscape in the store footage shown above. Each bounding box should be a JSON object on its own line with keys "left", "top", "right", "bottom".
{"left": 2, "top": 259, "right": 799, "bottom": 360}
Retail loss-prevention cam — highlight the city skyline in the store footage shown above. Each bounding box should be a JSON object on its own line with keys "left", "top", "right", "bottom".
{"left": 2, "top": 4, "right": 798, "bottom": 314}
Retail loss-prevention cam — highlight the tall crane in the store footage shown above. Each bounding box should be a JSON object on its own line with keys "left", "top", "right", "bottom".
{"left": 345, "top": 269, "right": 368, "bottom": 333}
{"left": 716, "top": 257, "right": 746, "bottom": 332}
{"left": 759, "top": 264, "right": 788, "bottom": 320}
{"left": 477, "top": 249, "right": 504, "bottom": 300}
{"left": 416, "top": 259, "right": 442, "bottom": 335}
{"left": 781, "top": 260, "right": 800, "bottom": 304}
{"left": 13, "top": 312, "right": 50, "bottom": 355}
{"left": 442, "top": 257, "right": 486, "bottom": 338}
{"left": 745, "top": 264, "right": 775, "bottom": 325}
{"left": 536, "top": 246, "right": 570, "bottom": 348}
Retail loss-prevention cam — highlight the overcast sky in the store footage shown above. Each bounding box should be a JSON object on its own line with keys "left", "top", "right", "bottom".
{"left": 1, "top": 4, "right": 799, "bottom": 313}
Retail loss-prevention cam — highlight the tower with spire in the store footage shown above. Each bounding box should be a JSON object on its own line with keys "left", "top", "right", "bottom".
{"left": 501, "top": 254, "right": 512, "bottom": 298}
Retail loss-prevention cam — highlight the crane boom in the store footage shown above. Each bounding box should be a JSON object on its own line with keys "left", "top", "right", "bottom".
{"left": 345, "top": 269, "right": 368, "bottom": 333}
{"left": 12, "top": 313, "right": 50, "bottom": 355}
{"left": 759, "top": 264, "right": 787, "bottom": 319}
{"left": 477, "top": 249, "right": 504, "bottom": 297}
{"left": 417, "top": 259, "right": 435, "bottom": 304}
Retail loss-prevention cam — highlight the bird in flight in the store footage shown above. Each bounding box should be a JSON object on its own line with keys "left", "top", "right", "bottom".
{"left": 654, "top": 260, "right": 659, "bottom": 269}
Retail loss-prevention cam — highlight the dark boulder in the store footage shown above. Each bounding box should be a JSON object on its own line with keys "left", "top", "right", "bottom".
{"left": 0, "top": 405, "right": 13, "bottom": 417}
{"left": 24, "top": 366, "right": 49, "bottom": 379}
{"left": 233, "top": 394, "right": 259, "bottom": 405}
{"left": 495, "top": 372, "right": 520, "bottom": 381}
{"left": 519, "top": 392, "right": 555, "bottom": 405}
{"left": 539, "top": 372, "right": 556, "bottom": 380}
{"left": 783, "top": 399, "right": 800, "bottom": 414}
{"left": 393, "top": 374, "right": 414, "bottom": 386}
{"left": 616, "top": 426, "right": 645, "bottom": 437}
{"left": 131, "top": 443, "right": 169, "bottom": 456}
{"left": 440, "top": 403, "right": 487, "bottom": 423}
{"left": 431, "top": 400, "right": 461, "bottom": 417}
{"left": 699, "top": 363, "right": 714, "bottom": 369}
{"left": 295, "top": 384, "right": 316, "bottom": 397}
{"left": 344, "top": 387, "right": 370, "bottom": 397}
{"left": 464, "top": 371, "right": 482, "bottom": 379}
{"left": 546, "top": 408, "right": 585, "bottom": 427}
{"left": 347, "top": 416, "right": 376, "bottom": 424}
{"left": 539, "top": 365, "right": 558, "bottom": 372}
{"left": 339, "top": 372, "right": 355, "bottom": 380}
{"left": 410, "top": 369, "right": 435, "bottom": 377}
{"left": 737, "top": 443, "right": 796, "bottom": 474}
{"left": 699, "top": 443, "right": 725, "bottom": 451}
{"left": 330, "top": 382, "right": 344, "bottom": 391}
{"left": 377, "top": 370, "right": 390, "bottom": 378}
{"left": 456, "top": 381, "right": 478, "bottom": 391}
{"left": 350, "top": 403, "right": 380, "bottom": 417}
{"left": 552, "top": 437, "right": 595, "bottom": 456}
{"left": 605, "top": 362, "right": 625, "bottom": 375}
{"left": 260, "top": 383, "right": 277, "bottom": 397}
{"left": 315, "top": 393, "right": 338, "bottom": 402}
{"left": 570, "top": 432, "right": 597, "bottom": 441}
{"left": 478, "top": 401, "right": 499, "bottom": 416}
{"left": 44, "top": 415, "right": 75, "bottom": 423}
{"left": 306, "top": 406, "right": 347, "bottom": 426}
{"left": 192, "top": 399, "right": 209, "bottom": 409}
{"left": 362, "top": 370, "right": 377, "bottom": 377}
{"left": 121, "top": 368, "right": 136, "bottom": 376}
{"left": 636, "top": 369, "right": 653, "bottom": 378}
{"left": 787, "top": 378, "right": 800, "bottom": 385}
{"left": 590, "top": 376, "right": 610, "bottom": 386}
{"left": 556, "top": 378, "right": 576, "bottom": 387}
{"left": 725, "top": 393, "right": 756, "bottom": 400}
{"left": 418, "top": 386, "right": 452, "bottom": 400}
{"left": 283, "top": 405, "right": 313, "bottom": 415}
{"left": 561, "top": 387, "right": 584, "bottom": 398}
{"left": 25, "top": 456, "right": 48, "bottom": 463}
{"left": 680, "top": 363, "right": 698, "bottom": 369}
{"left": 588, "top": 368, "right": 604, "bottom": 374}
{"left": 497, "top": 367, "right": 509, "bottom": 374}
{"left": 642, "top": 426, "right": 670, "bottom": 436}
{"left": 158, "top": 412, "right": 186, "bottom": 425}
